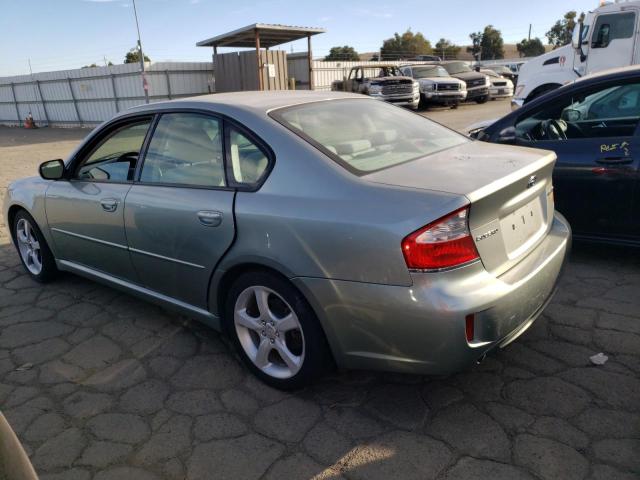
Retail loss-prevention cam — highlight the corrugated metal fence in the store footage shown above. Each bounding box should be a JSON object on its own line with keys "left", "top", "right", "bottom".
{"left": 0, "top": 62, "right": 214, "bottom": 127}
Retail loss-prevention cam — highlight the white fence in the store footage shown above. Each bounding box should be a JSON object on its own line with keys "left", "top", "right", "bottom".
{"left": 0, "top": 62, "right": 214, "bottom": 127}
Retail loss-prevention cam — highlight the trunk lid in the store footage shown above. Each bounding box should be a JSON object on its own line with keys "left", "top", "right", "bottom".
{"left": 365, "top": 141, "right": 556, "bottom": 276}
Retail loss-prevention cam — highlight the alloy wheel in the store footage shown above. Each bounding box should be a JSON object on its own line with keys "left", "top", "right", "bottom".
{"left": 234, "top": 285, "right": 305, "bottom": 379}
{"left": 15, "top": 218, "right": 42, "bottom": 275}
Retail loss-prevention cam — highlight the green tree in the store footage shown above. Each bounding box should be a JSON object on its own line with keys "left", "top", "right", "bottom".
{"left": 480, "top": 25, "right": 505, "bottom": 60}
{"left": 516, "top": 37, "right": 546, "bottom": 57}
{"left": 467, "top": 31, "right": 482, "bottom": 60}
{"left": 546, "top": 11, "right": 585, "bottom": 48}
{"left": 124, "top": 50, "right": 150, "bottom": 64}
{"left": 81, "top": 63, "right": 98, "bottom": 69}
{"left": 434, "top": 38, "right": 461, "bottom": 60}
{"left": 324, "top": 45, "right": 360, "bottom": 61}
{"left": 380, "top": 29, "right": 432, "bottom": 60}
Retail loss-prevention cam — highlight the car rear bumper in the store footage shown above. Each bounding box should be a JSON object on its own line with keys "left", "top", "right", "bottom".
{"left": 293, "top": 212, "right": 571, "bottom": 375}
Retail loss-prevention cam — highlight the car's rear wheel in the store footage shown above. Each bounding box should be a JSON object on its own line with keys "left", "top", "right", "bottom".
{"left": 476, "top": 95, "right": 489, "bottom": 104}
{"left": 13, "top": 210, "right": 57, "bottom": 283}
{"left": 224, "top": 271, "right": 332, "bottom": 390}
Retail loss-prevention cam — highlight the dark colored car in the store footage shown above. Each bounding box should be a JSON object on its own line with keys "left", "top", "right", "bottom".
{"left": 471, "top": 66, "right": 640, "bottom": 246}
{"left": 435, "top": 61, "right": 490, "bottom": 103}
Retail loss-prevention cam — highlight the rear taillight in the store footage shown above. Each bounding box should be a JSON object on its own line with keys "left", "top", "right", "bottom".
{"left": 401, "top": 206, "right": 480, "bottom": 270}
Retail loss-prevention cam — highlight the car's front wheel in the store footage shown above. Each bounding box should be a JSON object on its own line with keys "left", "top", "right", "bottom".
{"left": 224, "top": 271, "right": 332, "bottom": 390}
{"left": 12, "top": 210, "right": 58, "bottom": 283}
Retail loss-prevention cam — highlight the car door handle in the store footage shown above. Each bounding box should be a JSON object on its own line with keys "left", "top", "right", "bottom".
{"left": 197, "top": 210, "right": 223, "bottom": 227}
{"left": 100, "top": 198, "right": 119, "bottom": 212}
{"left": 596, "top": 156, "right": 633, "bottom": 165}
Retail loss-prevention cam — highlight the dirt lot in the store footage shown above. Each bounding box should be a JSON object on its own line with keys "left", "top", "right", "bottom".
{"left": 0, "top": 101, "right": 638, "bottom": 480}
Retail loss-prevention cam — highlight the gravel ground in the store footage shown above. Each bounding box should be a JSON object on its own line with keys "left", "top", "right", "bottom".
{"left": 0, "top": 101, "right": 638, "bottom": 480}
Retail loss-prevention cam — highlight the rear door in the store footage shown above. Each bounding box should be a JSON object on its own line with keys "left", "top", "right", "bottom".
{"left": 586, "top": 10, "right": 637, "bottom": 74}
{"left": 124, "top": 112, "right": 272, "bottom": 308}
{"left": 511, "top": 79, "right": 640, "bottom": 240}
{"left": 124, "top": 112, "right": 234, "bottom": 308}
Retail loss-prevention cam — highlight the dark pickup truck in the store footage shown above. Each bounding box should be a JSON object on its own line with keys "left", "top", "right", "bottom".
{"left": 434, "top": 61, "right": 490, "bottom": 103}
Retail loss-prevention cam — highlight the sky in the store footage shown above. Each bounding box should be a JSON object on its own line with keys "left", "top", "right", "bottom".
{"left": 1, "top": 0, "right": 596, "bottom": 76}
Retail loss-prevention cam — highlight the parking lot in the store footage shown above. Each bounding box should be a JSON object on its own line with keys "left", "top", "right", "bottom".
{"left": 0, "top": 100, "right": 638, "bottom": 480}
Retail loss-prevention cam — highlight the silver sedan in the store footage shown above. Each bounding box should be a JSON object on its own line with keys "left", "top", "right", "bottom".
{"left": 4, "top": 91, "right": 571, "bottom": 389}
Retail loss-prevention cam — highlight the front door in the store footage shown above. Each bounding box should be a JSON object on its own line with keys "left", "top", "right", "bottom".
{"left": 46, "top": 117, "right": 152, "bottom": 280}
{"left": 124, "top": 112, "right": 235, "bottom": 308}
{"left": 586, "top": 10, "right": 637, "bottom": 74}
{"left": 512, "top": 80, "right": 640, "bottom": 240}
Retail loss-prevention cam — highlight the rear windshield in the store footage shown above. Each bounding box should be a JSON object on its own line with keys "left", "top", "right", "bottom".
{"left": 271, "top": 98, "right": 467, "bottom": 174}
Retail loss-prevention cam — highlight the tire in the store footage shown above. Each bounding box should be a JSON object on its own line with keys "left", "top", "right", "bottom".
{"left": 12, "top": 210, "right": 58, "bottom": 283}
{"left": 224, "top": 270, "right": 333, "bottom": 390}
{"left": 476, "top": 95, "right": 489, "bottom": 104}
{"left": 451, "top": 102, "right": 459, "bottom": 109}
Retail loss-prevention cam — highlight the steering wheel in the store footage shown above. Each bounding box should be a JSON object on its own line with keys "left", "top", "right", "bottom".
{"left": 540, "top": 119, "right": 567, "bottom": 141}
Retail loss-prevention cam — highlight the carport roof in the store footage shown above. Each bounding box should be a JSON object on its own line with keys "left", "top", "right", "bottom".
{"left": 196, "top": 23, "right": 326, "bottom": 48}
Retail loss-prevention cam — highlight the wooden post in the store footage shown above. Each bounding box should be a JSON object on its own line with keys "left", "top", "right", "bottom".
{"left": 255, "top": 29, "right": 263, "bottom": 91}
{"left": 307, "top": 34, "right": 313, "bottom": 90}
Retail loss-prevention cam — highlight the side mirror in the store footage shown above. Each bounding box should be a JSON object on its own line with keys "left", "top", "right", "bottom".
{"left": 572, "top": 21, "right": 587, "bottom": 62}
{"left": 39, "top": 159, "right": 65, "bottom": 180}
{"left": 562, "top": 108, "right": 581, "bottom": 122}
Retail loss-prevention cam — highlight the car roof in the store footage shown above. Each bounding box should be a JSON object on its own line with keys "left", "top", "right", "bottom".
{"left": 124, "top": 90, "right": 367, "bottom": 117}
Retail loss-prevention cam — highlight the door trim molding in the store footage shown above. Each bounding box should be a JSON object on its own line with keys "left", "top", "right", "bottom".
{"left": 129, "top": 247, "right": 205, "bottom": 269}
{"left": 51, "top": 227, "right": 128, "bottom": 250}
{"left": 52, "top": 227, "right": 205, "bottom": 269}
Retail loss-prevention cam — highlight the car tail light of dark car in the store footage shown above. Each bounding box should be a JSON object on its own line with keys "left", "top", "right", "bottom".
{"left": 402, "top": 206, "right": 480, "bottom": 270}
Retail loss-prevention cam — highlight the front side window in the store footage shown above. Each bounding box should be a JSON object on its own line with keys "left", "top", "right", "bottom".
{"left": 592, "top": 12, "right": 635, "bottom": 48}
{"left": 76, "top": 120, "right": 151, "bottom": 182}
{"left": 272, "top": 98, "right": 467, "bottom": 174}
{"left": 515, "top": 82, "right": 640, "bottom": 141}
{"left": 140, "top": 113, "right": 225, "bottom": 187}
{"left": 228, "top": 127, "right": 269, "bottom": 185}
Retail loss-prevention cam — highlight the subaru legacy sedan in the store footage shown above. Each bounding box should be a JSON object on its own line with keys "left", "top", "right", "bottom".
{"left": 5, "top": 91, "right": 570, "bottom": 389}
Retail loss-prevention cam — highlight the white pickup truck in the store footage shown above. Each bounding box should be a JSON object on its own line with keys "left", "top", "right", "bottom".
{"left": 514, "top": 0, "right": 640, "bottom": 107}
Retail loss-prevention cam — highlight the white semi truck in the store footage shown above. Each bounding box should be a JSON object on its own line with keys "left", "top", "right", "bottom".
{"left": 513, "top": 0, "right": 640, "bottom": 107}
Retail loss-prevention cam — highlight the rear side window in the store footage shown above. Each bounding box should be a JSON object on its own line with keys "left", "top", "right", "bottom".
{"left": 271, "top": 98, "right": 467, "bottom": 174}
{"left": 228, "top": 127, "right": 269, "bottom": 185}
{"left": 140, "top": 113, "right": 225, "bottom": 187}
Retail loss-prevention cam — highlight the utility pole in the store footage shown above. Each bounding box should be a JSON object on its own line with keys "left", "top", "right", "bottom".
{"left": 528, "top": 24, "right": 532, "bottom": 41}
{"left": 132, "top": 0, "right": 149, "bottom": 103}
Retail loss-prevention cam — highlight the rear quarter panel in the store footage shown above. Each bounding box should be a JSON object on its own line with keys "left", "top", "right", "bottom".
{"left": 214, "top": 113, "right": 466, "bottom": 294}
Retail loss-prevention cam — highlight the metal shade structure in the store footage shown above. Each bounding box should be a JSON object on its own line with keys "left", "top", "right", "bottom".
{"left": 197, "top": 23, "right": 325, "bottom": 90}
